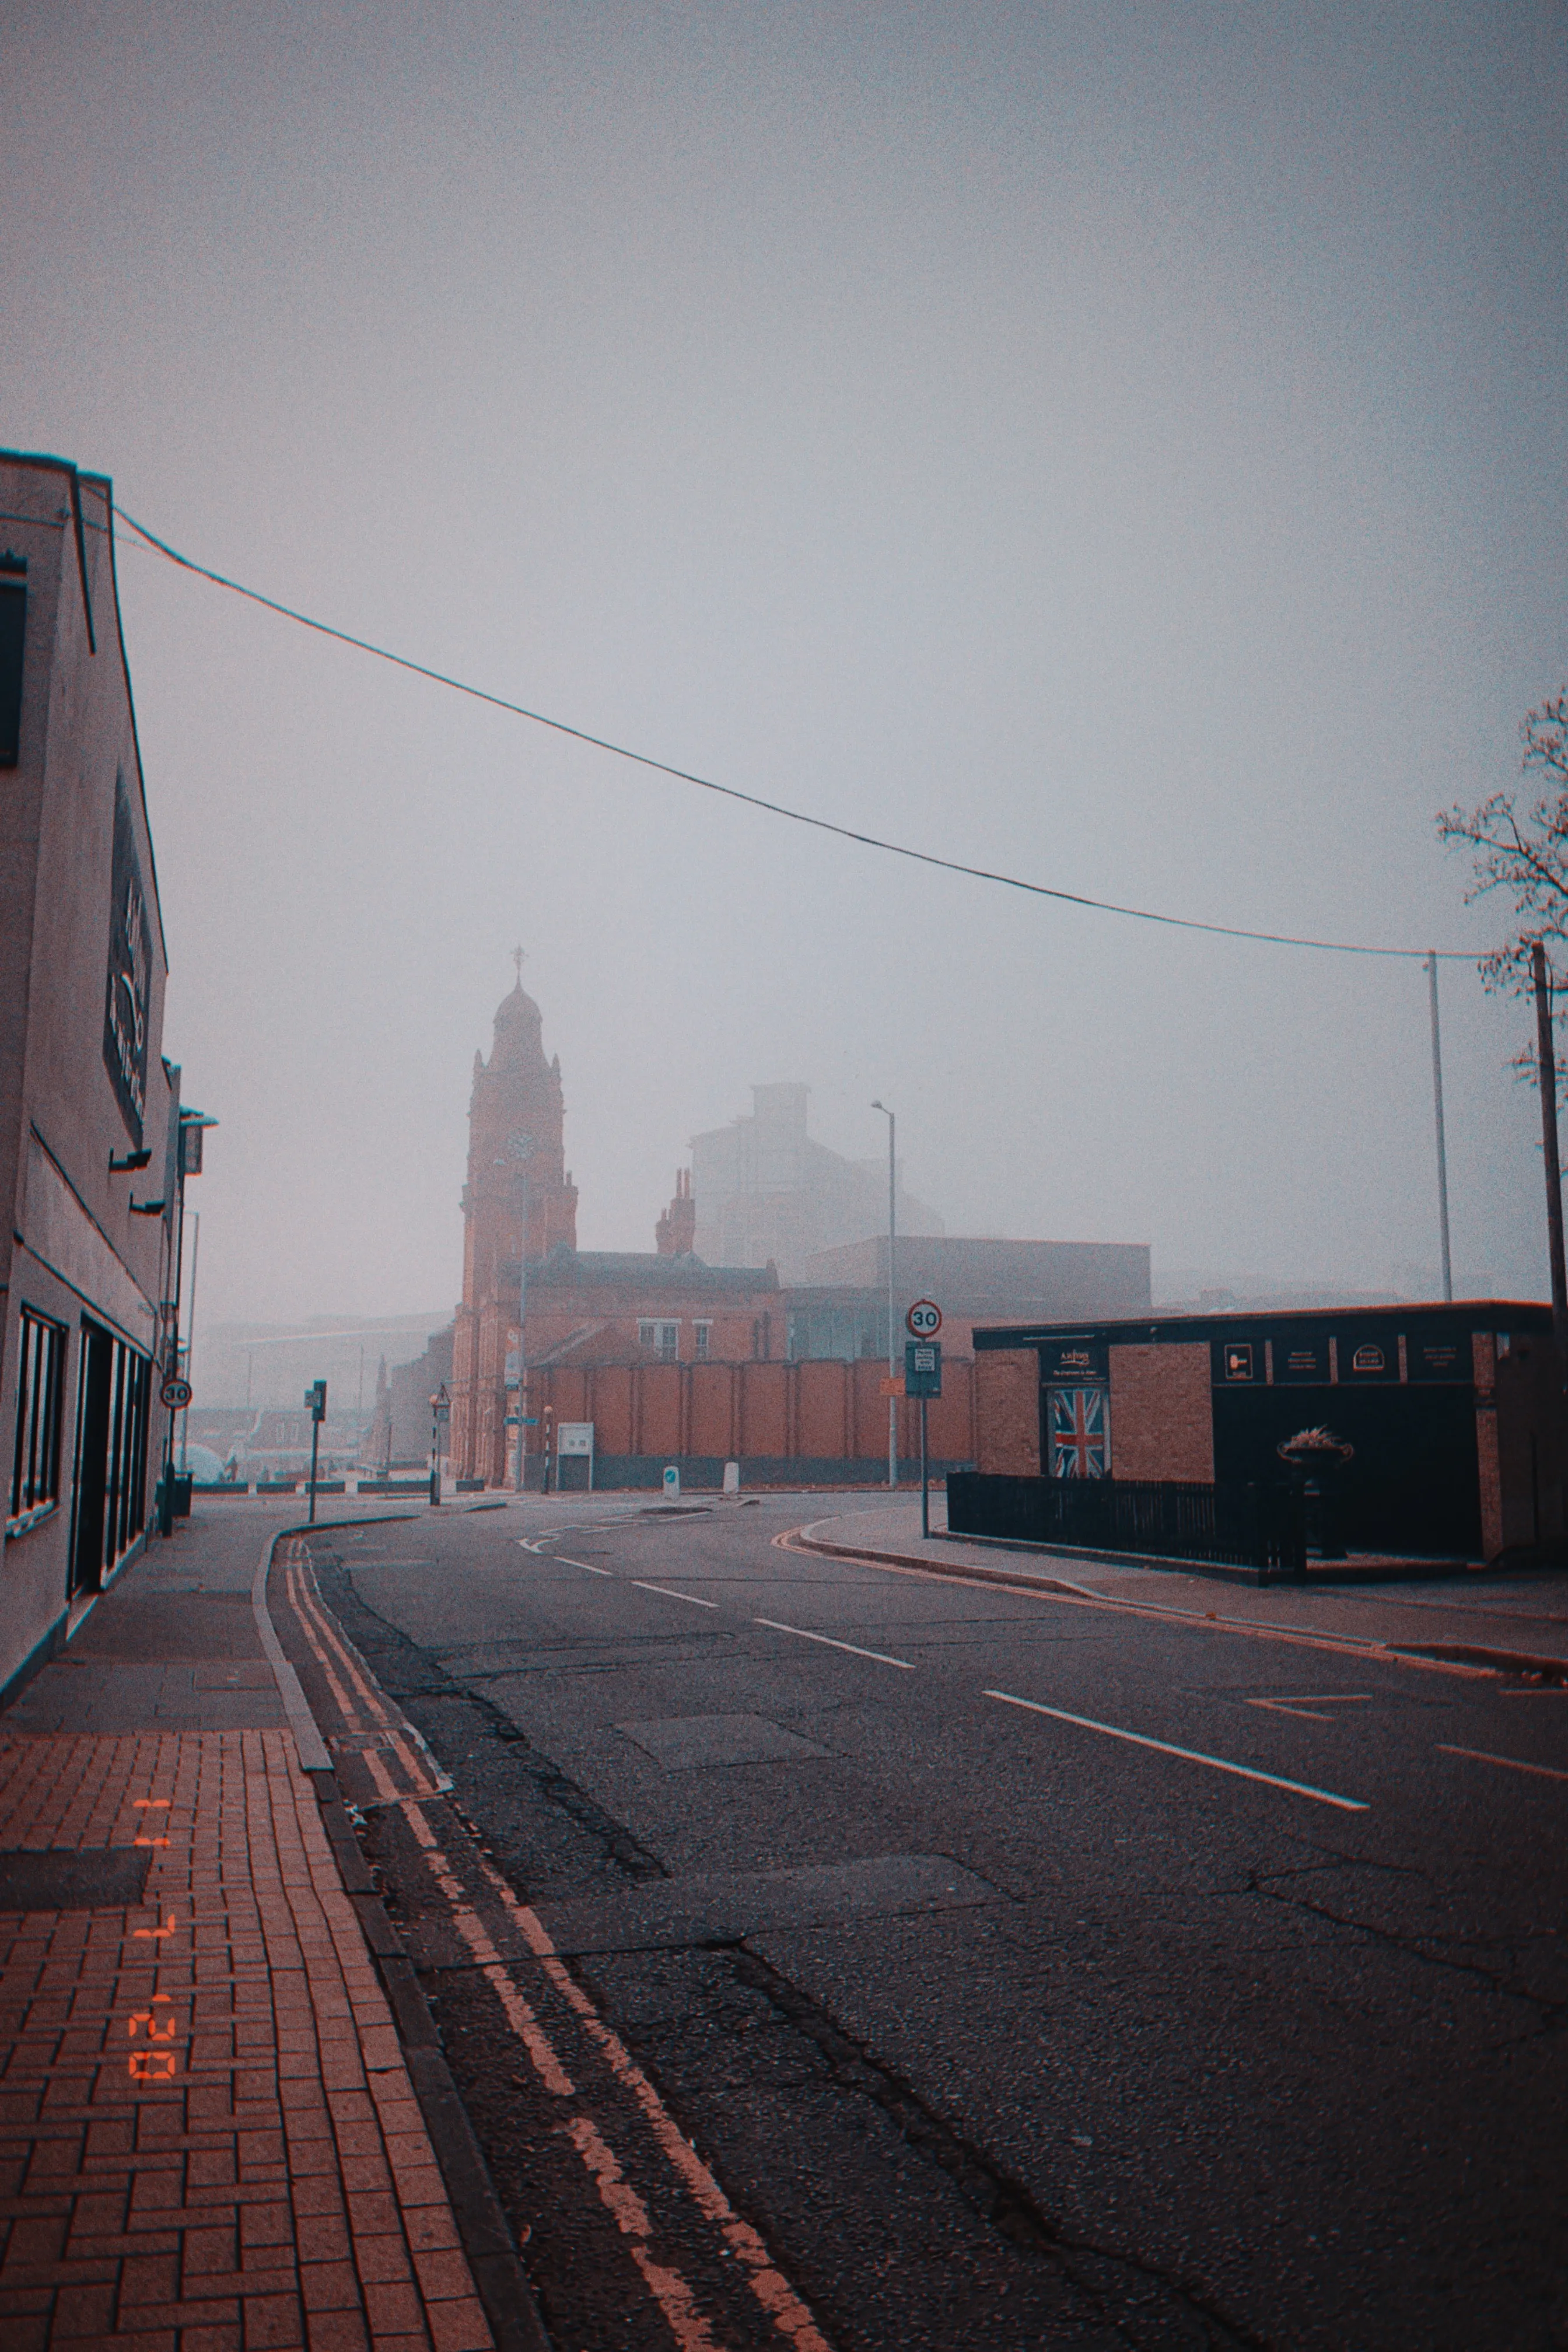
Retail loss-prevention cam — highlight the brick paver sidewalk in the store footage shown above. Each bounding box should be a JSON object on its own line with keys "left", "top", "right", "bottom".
{"left": 0, "top": 1510, "right": 494, "bottom": 2351}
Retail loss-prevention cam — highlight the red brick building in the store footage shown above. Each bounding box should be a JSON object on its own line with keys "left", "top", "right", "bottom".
{"left": 444, "top": 975, "right": 1155, "bottom": 1490}
{"left": 449, "top": 981, "right": 792, "bottom": 1487}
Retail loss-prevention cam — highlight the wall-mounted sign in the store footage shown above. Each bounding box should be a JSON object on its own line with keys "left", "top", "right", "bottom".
{"left": 1213, "top": 1338, "right": 1260, "bottom": 1383}
{"left": 1272, "top": 1332, "right": 1331, "bottom": 1384}
{"left": 558, "top": 1422, "right": 594, "bottom": 1455}
{"left": 1038, "top": 1338, "right": 1107, "bottom": 1385}
{"left": 1338, "top": 1328, "right": 1400, "bottom": 1382}
{"left": 1407, "top": 1331, "right": 1471, "bottom": 1384}
{"left": 102, "top": 775, "right": 151, "bottom": 1147}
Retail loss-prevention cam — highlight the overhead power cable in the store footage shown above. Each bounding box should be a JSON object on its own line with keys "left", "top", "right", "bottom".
{"left": 114, "top": 503, "right": 1476, "bottom": 963}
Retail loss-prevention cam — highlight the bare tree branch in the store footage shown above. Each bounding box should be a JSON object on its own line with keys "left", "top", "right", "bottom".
{"left": 1437, "top": 690, "right": 1568, "bottom": 1097}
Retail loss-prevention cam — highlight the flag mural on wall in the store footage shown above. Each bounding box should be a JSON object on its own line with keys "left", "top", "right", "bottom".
{"left": 1050, "top": 1386, "right": 1109, "bottom": 1478}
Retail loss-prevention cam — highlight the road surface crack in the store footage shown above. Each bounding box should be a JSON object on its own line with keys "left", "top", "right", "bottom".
{"left": 1247, "top": 1872, "right": 1567, "bottom": 2026}
{"left": 724, "top": 1949, "right": 1267, "bottom": 2350}
{"left": 316, "top": 1550, "right": 667, "bottom": 1884}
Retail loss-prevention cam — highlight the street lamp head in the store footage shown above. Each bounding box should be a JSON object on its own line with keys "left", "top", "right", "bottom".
{"left": 872, "top": 1099, "right": 890, "bottom": 1115}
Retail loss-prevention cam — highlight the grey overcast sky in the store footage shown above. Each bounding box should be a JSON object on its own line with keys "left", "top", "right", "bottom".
{"left": 4, "top": 2, "right": 1565, "bottom": 1325}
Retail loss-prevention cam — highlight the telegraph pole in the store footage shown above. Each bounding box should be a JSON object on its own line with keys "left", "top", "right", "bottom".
{"left": 1532, "top": 942, "right": 1568, "bottom": 1352}
{"left": 1426, "top": 953, "right": 1453, "bottom": 1302}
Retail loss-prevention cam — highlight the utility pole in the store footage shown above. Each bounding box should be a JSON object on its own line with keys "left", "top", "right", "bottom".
{"left": 512, "top": 1142, "right": 533, "bottom": 1493}
{"left": 1426, "top": 953, "right": 1453, "bottom": 1303}
{"left": 872, "top": 1102, "right": 897, "bottom": 1490}
{"left": 179, "top": 1210, "right": 200, "bottom": 1472}
{"left": 1532, "top": 941, "right": 1568, "bottom": 1352}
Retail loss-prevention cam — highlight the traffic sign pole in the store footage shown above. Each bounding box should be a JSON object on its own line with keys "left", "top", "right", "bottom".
{"left": 901, "top": 1329, "right": 942, "bottom": 1540}
{"left": 304, "top": 1381, "right": 327, "bottom": 1526}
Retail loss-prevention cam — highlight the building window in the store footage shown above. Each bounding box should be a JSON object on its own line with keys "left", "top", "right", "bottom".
{"left": 9, "top": 1307, "right": 66, "bottom": 1529}
{"left": 69, "top": 1323, "right": 151, "bottom": 1594}
{"left": 638, "top": 1320, "right": 680, "bottom": 1361}
{"left": 694, "top": 1322, "right": 712, "bottom": 1362}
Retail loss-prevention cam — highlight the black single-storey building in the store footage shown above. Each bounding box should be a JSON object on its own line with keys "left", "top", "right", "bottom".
{"left": 958, "top": 1301, "right": 1564, "bottom": 1570}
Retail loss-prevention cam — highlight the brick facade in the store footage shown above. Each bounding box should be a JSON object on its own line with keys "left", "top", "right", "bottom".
{"left": 1476, "top": 1325, "right": 1568, "bottom": 1558}
{"left": 974, "top": 1349, "right": 1040, "bottom": 1475}
{"left": 1107, "top": 1342, "right": 1213, "bottom": 1482}
{"left": 526, "top": 1352, "right": 978, "bottom": 1485}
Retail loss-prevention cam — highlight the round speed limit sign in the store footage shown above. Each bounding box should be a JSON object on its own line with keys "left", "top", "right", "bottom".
{"left": 160, "top": 1377, "right": 192, "bottom": 1410}
{"left": 905, "top": 1299, "right": 942, "bottom": 1339}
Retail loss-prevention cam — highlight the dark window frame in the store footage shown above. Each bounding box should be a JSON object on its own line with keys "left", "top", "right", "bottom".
{"left": 9, "top": 1306, "right": 68, "bottom": 1526}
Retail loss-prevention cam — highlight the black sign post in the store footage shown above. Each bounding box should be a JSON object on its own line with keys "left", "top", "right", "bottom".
{"left": 904, "top": 1339, "right": 943, "bottom": 1538}
{"left": 304, "top": 1381, "right": 326, "bottom": 1525}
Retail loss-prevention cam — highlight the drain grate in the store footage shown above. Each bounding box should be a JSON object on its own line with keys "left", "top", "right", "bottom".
{"left": 0, "top": 1849, "right": 153, "bottom": 1913}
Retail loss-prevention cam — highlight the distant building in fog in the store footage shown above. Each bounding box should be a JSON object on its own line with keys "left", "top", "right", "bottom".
{"left": 691, "top": 1083, "right": 943, "bottom": 1281}
{"left": 449, "top": 979, "right": 785, "bottom": 1486}
{"left": 437, "top": 974, "right": 1156, "bottom": 1489}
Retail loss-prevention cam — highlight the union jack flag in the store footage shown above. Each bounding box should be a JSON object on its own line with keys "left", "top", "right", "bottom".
{"left": 1051, "top": 1385, "right": 1108, "bottom": 1478}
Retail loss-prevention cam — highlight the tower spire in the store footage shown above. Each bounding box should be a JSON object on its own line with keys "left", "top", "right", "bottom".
{"left": 511, "top": 944, "right": 526, "bottom": 984}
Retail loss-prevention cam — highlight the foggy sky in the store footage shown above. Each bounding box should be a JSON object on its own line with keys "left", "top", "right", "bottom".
{"left": 4, "top": 2, "right": 1565, "bottom": 1330}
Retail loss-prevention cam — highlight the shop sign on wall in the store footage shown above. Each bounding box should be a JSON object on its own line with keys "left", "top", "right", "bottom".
{"left": 102, "top": 775, "right": 151, "bottom": 1146}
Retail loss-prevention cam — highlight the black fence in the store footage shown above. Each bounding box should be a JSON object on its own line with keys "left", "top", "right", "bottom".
{"left": 946, "top": 1471, "right": 1306, "bottom": 1574}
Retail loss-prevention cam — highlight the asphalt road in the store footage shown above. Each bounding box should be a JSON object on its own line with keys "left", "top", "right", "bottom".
{"left": 293, "top": 1495, "right": 1568, "bottom": 2352}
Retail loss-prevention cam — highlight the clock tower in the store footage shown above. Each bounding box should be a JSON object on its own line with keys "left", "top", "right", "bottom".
{"left": 450, "top": 965, "right": 579, "bottom": 1482}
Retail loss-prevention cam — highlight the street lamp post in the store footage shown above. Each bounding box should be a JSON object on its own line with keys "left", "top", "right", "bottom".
{"left": 429, "top": 1383, "right": 450, "bottom": 1506}
{"left": 872, "top": 1101, "right": 897, "bottom": 1492}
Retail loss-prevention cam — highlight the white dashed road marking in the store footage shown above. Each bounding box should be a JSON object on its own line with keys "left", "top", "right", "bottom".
{"left": 985, "top": 1689, "right": 1369, "bottom": 1810}
{"left": 1247, "top": 1694, "right": 1372, "bottom": 1722}
{"left": 754, "top": 1619, "right": 916, "bottom": 1670}
{"left": 1436, "top": 1744, "right": 1568, "bottom": 1782}
{"left": 631, "top": 1581, "right": 720, "bottom": 1608}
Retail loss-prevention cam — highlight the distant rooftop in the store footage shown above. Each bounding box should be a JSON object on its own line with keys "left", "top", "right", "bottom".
{"left": 506, "top": 1247, "right": 780, "bottom": 1294}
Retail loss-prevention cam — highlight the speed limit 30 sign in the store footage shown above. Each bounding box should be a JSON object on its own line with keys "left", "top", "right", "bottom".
{"left": 905, "top": 1299, "right": 942, "bottom": 1338}
{"left": 160, "top": 1377, "right": 192, "bottom": 1410}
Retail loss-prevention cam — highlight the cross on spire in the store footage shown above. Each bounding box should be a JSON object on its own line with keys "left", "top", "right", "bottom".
{"left": 512, "top": 944, "right": 526, "bottom": 982}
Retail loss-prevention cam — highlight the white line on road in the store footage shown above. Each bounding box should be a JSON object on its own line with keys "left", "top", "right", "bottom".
{"left": 1247, "top": 1695, "right": 1371, "bottom": 1722}
{"left": 632, "top": 1581, "right": 719, "bottom": 1608}
{"left": 984, "top": 1689, "right": 1369, "bottom": 1810}
{"left": 754, "top": 1618, "right": 915, "bottom": 1669}
{"left": 1436, "top": 1744, "right": 1568, "bottom": 1782}
{"left": 556, "top": 1558, "right": 617, "bottom": 1576}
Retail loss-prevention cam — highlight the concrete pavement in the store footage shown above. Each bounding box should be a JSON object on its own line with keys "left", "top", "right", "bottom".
{"left": 793, "top": 1496, "right": 1568, "bottom": 1675}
